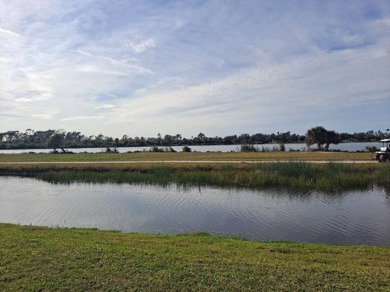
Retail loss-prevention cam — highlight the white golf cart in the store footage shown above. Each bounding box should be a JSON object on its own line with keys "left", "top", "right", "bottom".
{"left": 375, "top": 139, "right": 390, "bottom": 162}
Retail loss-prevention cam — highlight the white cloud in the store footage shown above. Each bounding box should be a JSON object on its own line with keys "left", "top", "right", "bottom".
{"left": 77, "top": 64, "right": 131, "bottom": 76}
{"left": 0, "top": 27, "right": 21, "bottom": 37}
{"left": 31, "top": 111, "right": 57, "bottom": 120}
{"left": 77, "top": 50, "right": 153, "bottom": 75}
{"left": 95, "top": 104, "right": 115, "bottom": 110}
{"left": 375, "top": 18, "right": 390, "bottom": 27}
{"left": 15, "top": 98, "right": 34, "bottom": 103}
{"left": 122, "top": 37, "right": 156, "bottom": 54}
{"left": 61, "top": 116, "right": 105, "bottom": 122}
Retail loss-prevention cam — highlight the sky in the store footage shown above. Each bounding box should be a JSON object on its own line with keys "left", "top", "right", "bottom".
{"left": 0, "top": 0, "right": 389, "bottom": 138}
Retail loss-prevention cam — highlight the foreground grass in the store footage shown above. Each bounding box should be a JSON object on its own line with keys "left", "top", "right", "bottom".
{"left": 0, "top": 151, "right": 373, "bottom": 162}
{"left": 1, "top": 162, "right": 389, "bottom": 192}
{"left": 0, "top": 224, "right": 388, "bottom": 291}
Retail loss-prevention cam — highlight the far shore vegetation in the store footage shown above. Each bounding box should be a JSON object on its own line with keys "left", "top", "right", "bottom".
{"left": 1, "top": 224, "right": 389, "bottom": 291}
{"left": 1, "top": 127, "right": 389, "bottom": 150}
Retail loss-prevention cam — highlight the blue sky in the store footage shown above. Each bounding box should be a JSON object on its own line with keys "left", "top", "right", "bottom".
{"left": 1, "top": 0, "right": 389, "bottom": 137}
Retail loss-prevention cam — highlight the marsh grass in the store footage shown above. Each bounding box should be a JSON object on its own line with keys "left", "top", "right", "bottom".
{"left": 0, "top": 224, "right": 389, "bottom": 291}
{"left": 0, "top": 151, "right": 373, "bottom": 162}
{"left": 2, "top": 162, "right": 388, "bottom": 192}
{"left": 253, "top": 163, "right": 380, "bottom": 191}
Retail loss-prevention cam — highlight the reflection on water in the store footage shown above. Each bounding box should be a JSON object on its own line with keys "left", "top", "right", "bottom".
{"left": 0, "top": 176, "right": 389, "bottom": 245}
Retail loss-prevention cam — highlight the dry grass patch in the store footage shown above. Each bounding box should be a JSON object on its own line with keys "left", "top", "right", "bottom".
{"left": 0, "top": 151, "right": 373, "bottom": 163}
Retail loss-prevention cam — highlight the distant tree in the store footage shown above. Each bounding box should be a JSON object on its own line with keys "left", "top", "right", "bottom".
{"left": 324, "top": 130, "right": 340, "bottom": 150}
{"left": 48, "top": 133, "right": 65, "bottom": 152}
{"left": 175, "top": 134, "right": 182, "bottom": 145}
{"left": 194, "top": 133, "right": 206, "bottom": 144}
{"left": 305, "top": 126, "right": 326, "bottom": 150}
{"left": 223, "top": 135, "right": 238, "bottom": 145}
{"left": 239, "top": 133, "right": 251, "bottom": 144}
{"left": 305, "top": 126, "right": 340, "bottom": 150}
{"left": 163, "top": 134, "right": 174, "bottom": 146}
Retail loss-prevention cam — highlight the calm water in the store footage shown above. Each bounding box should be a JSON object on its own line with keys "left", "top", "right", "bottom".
{"left": 1, "top": 176, "right": 389, "bottom": 245}
{"left": 0, "top": 142, "right": 381, "bottom": 154}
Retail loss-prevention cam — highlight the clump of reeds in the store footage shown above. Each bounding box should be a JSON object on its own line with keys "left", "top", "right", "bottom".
{"left": 105, "top": 147, "right": 118, "bottom": 153}
{"left": 252, "top": 163, "right": 377, "bottom": 191}
{"left": 240, "top": 144, "right": 259, "bottom": 152}
{"left": 240, "top": 144, "right": 286, "bottom": 152}
{"left": 149, "top": 146, "right": 176, "bottom": 152}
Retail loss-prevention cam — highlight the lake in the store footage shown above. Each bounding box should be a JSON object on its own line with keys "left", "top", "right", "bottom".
{"left": 0, "top": 142, "right": 381, "bottom": 154}
{"left": 1, "top": 176, "right": 389, "bottom": 245}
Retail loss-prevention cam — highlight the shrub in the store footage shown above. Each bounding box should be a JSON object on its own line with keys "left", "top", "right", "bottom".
{"left": 240, "top": 144, "right": 258, "bottom": 152}
{"left": 366, "top": 146, "right": 377, "bottom": 153}
{"left": 165, "top": 147, "right": 176, "bottom": 153}
{"left": 149, "top": 146, "right": 165, "bottom": 152}
{"left": 105, "top": 147, "right": 118, "bottom": 153}
{"left": 182, "top": 146, "right": 192, "bottom": 152}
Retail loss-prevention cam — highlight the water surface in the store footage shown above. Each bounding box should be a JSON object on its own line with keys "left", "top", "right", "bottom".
{"left": 1, "top": 176, "right": 389, "bottom": 245}
{"left": 0, "top": 142, "right": 380, "bottom": 154}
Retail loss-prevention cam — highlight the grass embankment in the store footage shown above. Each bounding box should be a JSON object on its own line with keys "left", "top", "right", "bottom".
{"left": 1, "top": 224, "right": 389, "bottom": 291}
{"left": 0, "top": 151, "right": 373, "bottom": 162}
{"left": 1, "top": 162, "right": 389, "bottom": 192}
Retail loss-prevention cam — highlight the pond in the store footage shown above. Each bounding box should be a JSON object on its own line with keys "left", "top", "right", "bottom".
{"left": 0, "top": 176, "right": 389, "bottom": 245}
{"left": 0, "top": 142, "right": 382, "bottom": 154}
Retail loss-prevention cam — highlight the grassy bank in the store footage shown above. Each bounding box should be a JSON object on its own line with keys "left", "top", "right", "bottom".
{"left": 0, "top": 151, "right": 373, "bottom": 162}
{"left": 1, "top": 162, "right": 389, "bottom": 192}
{"left": 0, "top": 224, "right": 388, "bottom": 291}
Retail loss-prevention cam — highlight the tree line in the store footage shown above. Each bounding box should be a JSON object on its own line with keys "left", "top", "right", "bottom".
{"left": 0, "top": 128, "right": 388, "bottom": 150}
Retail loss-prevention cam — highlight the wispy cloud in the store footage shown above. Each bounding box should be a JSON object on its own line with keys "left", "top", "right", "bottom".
{"left": 31, "top": 111, "right": 57, "bottom": 120}
{"left": 0, "top": 27, "right": 21, "bottom": 37}
{"left": 121, "top": 37, "right": 156, "bottom": 54}
{"left": 77, "top": 50, "right": 153, "bottom": 74}
{"left": 61, "top": 116, "right": 105, "bottom": 122}
{"left": 95, "top": 104, "right": 115, "bottom": 110}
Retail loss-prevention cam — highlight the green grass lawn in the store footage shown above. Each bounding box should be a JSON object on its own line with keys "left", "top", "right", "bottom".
{"left": 0, "top": 224, "right": 389, "bottom": 291}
